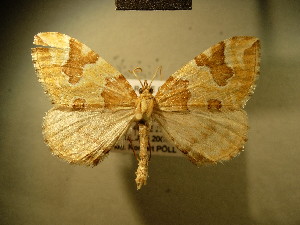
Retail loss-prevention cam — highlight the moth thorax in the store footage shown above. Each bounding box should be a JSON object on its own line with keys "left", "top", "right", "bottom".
{"left": 135, "top": 95, "right": 154, "bottom": 122}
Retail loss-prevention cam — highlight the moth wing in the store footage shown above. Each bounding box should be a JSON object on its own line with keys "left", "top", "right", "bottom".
{"left": 43, "top": 108, "right": 135, "bottom": 166}
{"left": 32, "top": 32, "right": 137, "bottom": 109}
{"left": 153, "top": 36, "right": 260, "bottom": 164}
{"left": 153, "top": 110, "right": 248, "bottom": 164}
{"left": 155, "top": 36, "right": 260, "bottom": 111}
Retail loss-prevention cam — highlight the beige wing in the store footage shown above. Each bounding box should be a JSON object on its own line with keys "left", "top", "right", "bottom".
{"left": 32, "top": 32, "right": 138, "bottom": 165}
{"left": 153, "top": 110, "right": 248, "bottom": 164}
{"left": 43, "top": 108, "right": 135, "bottom": 166}
{"left": 153, "top": 36, "right": 260, "bottom": 164}
{"left": 32, "top": 32, "right": 137, "bottom": 109}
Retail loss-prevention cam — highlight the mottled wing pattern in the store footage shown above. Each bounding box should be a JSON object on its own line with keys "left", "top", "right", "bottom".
{"left": 32, "top": 32, "right": 137, "bottom": 165}
{"left": 154, "top": 110, "right": 248, "bottom": 163}
{"left": 32, "top": 32, "right": 137, "bottom": 109}
{"left": 153, "top": 36, "right": 260, "bottom": 164}
{"left": 43, "top": 108, "right": 135, "bottom": 166}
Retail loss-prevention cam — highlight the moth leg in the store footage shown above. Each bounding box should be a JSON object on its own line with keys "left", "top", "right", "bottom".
{"left": 127, "top": 135, "right": 139, "bottom": 161}
{"left": 148, "top": 139, "right": 152, "bottom": 161}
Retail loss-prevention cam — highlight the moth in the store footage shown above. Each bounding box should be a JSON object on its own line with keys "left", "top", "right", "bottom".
{"left": 32, "top": 32, "right": 260, "bottom": 189}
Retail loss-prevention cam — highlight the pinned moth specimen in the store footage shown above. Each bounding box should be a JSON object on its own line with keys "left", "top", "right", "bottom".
{"left": 32, "top": 32, "right": 260, "bottom": 189}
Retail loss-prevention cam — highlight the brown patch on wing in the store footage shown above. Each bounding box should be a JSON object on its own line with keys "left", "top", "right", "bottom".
{"left": 63, "top": 38, "right": 99, "bottom": 84}
{"left": 247, "top": 41, "right": 260, "bottom": 66}
{"left": 72, "top": 98, "right": 86, "bottom": 110}
{"left": 243, "top": 40, "right": 260, "bottom": 70}
{"left": 194, "top": 41, "right": 234, "bottom": 86}
{"left": 207, "top": 99, "right": 222, "bottom": 112}
{"left": 188, "top": 152, "right": 214, "bottom": 165}
{"left": 82, "top": 150, "right": 110, "bottom": 166}
{"left": 233, "top": 39, "right": 260, "bottom": 104}
{"left": 101, "top": 75, "right": 137, "bottom": 109}
{"left": 155, "top": 76, "right": 191, "bottom": 111}
{"left": 32, "top": 47, "right": 52, "bottom": 66}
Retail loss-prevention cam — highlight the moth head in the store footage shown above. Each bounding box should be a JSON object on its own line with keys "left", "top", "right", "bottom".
{"left": 139, "top": 81, "right": 154, "bottom": 94}
{"left": 129, "top": 66, "right": 162, "bottom": 95}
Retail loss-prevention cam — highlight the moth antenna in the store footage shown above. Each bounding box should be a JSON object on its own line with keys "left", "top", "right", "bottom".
{"left": 159, "top": 66, "right": 163, "bottom": 81}
{"left": 150, "top": 66, "right": 162, "bottom": 86}
{"left": 129, "top": 67, "right": 143, "bottom": 87}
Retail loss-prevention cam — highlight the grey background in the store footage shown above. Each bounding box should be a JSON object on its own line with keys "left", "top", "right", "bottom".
{"left": 1, "top": 0, "right": 299, "bottom": 224}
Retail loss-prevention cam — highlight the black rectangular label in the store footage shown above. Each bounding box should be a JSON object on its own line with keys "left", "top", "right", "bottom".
{"left": 115, "top": 0, "right": 192, "bottom": 10}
